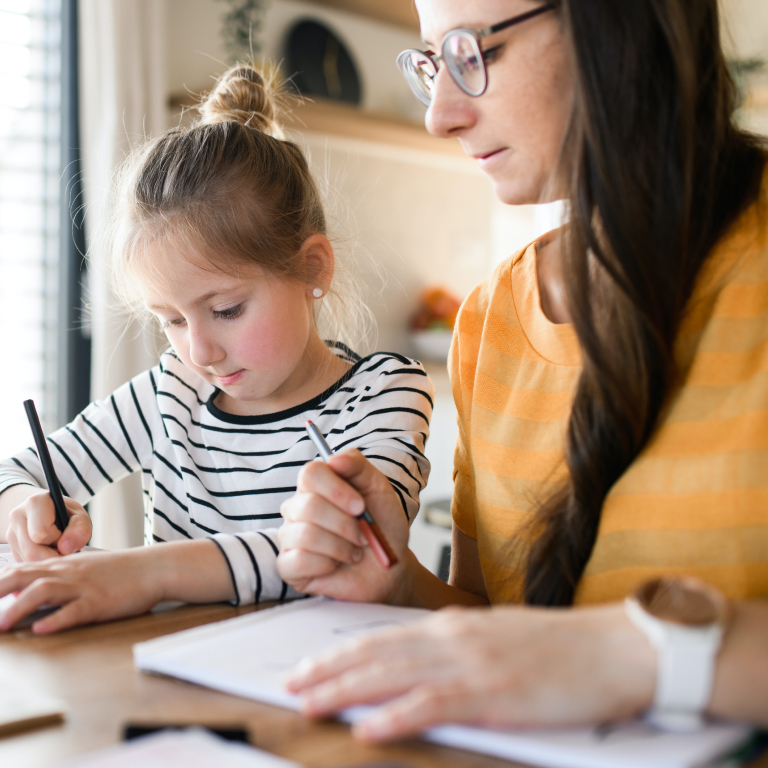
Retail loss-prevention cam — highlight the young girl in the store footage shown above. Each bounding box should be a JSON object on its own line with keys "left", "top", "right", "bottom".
{"left": 0, "top": 65, "right": 433, "bottom": 632}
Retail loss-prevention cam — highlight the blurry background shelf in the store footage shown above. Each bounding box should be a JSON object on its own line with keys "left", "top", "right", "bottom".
{"left": 305, "top": 0, "right": 420, "bottom": 31}
{"left": 168, "top": 93, "right": 466, "bottom": 157}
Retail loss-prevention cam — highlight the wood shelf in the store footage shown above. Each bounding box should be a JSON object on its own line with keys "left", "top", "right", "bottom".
{"left": 303, "top": 0, "right": 420, "bottom": 31}
{"left": 282, "top": 98, "right": 465, "bottom": 157}
{"left": 168, "top": 93, "right": 467, "bottom": 159}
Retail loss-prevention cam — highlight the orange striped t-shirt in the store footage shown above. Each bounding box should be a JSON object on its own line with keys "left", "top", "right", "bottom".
{"left": 450, "top": 186, "right": 768, "bottom": 605}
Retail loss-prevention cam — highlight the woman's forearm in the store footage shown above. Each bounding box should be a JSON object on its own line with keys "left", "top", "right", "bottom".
{"left": 709, "top": 601, "right": 768, "bottom": 726}
{"left": 393, "top": 549, "right": 489, "bottom": 608}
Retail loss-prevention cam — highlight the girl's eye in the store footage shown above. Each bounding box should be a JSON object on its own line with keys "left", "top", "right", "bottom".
{"left": 162, "top": 318, "right": 186, "bottom": 330}
{"left": 213, "top": 303, "right": 244, "bottom": 321}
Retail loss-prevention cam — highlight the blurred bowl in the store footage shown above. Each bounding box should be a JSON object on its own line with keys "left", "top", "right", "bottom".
{"left": 410, "top": 330, "right": 453, "bottom": 362}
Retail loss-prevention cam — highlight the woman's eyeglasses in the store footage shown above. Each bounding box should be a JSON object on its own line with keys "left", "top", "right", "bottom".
{"left": 396, "top": 4, "right": 555, "bottom": 107}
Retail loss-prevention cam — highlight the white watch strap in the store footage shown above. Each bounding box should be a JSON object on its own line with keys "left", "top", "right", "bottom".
{"left": 625, "top": 597, "right": 723, "bottom": 731}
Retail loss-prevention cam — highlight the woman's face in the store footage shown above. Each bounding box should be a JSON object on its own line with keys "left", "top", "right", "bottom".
{"left": 415, "top": 0, "right": 574, "bottom": 205}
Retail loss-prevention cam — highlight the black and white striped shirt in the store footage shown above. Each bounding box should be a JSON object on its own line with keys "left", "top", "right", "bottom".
{"left": 0, "top": 345, "right": 433, "bottom": 604}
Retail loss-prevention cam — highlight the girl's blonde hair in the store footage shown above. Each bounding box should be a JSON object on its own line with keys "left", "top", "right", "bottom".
{"left": 104, "top": 64, "right": 369, "bottom": 349}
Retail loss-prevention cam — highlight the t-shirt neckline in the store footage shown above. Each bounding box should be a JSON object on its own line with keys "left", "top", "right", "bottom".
{"left": 510, "top": 239, "right": 580, "bottom": 367}
{"left": 205, "top": 343, "right": 364, "bottom": 425}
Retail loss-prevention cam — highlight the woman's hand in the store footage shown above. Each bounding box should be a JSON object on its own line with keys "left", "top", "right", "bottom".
{"left": 0, "top": 548, "right": 164, "bottom": 634}
{"left": 286, "top": 604, "right": 656, "bottom": 741}
{"left": 6, "top": 489, "right": 92, "bottom": 562}
{"left": 277, "top": 450, "right": 414, "bottom": 604}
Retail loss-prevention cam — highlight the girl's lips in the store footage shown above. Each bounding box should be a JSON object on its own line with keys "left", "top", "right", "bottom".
{"left": 476, "top": 148, "right": 508, "bottom": 169}
{"left": 216, "top": 369, "right": 245, "bottom": 386}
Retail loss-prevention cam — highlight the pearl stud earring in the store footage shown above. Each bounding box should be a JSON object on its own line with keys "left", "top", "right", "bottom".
{"left": 312, "top": 288, "right": 324, "bottom": 298}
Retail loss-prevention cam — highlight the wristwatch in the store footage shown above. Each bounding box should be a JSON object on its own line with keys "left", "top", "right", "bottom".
{"left": 624, "top": 576, "right": 731, "bottom": 732}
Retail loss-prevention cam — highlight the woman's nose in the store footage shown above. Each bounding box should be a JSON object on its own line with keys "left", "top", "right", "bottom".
{"left": 424, "top": 66, "right": 477, "bottom": 139}
{"left": 188, "top": 325, "right": 224, "bottom": 369}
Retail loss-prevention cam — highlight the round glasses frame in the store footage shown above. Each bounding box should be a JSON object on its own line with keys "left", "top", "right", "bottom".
{"left": 396, "top": 4, "right": 555, "bottom": 107}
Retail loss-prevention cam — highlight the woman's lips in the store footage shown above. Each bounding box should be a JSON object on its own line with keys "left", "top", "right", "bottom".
{"left": 476, "top": 148, "right": 507, "bottom": 169}
{"left": 216, "top": 369, "right": 245, "bottom": 386}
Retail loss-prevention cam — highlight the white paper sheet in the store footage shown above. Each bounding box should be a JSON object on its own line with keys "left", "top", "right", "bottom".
{"left": 133, "top": 597, "right": 752, "bottom": 768}
{"left": 51, "top": 728, "right": 300, "bottom": 768}
{"left": 0, "top": 543, "right": 15, "bottom": 567}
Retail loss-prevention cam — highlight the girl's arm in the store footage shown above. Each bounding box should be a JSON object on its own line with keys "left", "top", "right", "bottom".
{"left": 0, "top": 365, "right": 158, "bottom": 559}
{"left": 277, "top": 356, "right": 489, "bottom": 607}
{"left": 0, "top": 539, "right": 235, "bottom": 634}
{"left": 286, "top": 597, "right": 768, "bottom": 741}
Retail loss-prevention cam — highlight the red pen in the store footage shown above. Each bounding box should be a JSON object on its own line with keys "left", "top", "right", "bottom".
{"left": 305, "top": 421, "right": 398, "bottom": 569}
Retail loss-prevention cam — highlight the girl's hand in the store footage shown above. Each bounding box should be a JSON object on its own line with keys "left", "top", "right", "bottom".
{"left": 0, "top": 549, "right": 163, "bottom": 634}
{"left": 6, "top": 491, "right": 92, "bottom": 561}
{"left": 286, "top": 604, "right": 656, "bottom": 741}
{"left": 277, "top": 450, "right": 414, "bottom": 604}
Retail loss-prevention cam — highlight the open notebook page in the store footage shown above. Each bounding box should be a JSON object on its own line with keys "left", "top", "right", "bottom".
{"left": 133, "top": 597, "right": 752, "bottom": 768}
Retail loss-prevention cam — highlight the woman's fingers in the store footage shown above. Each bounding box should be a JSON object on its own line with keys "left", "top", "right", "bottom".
{"left": 299, "top": 651, "right": 444, "bottom": 717}
{"left": 288, "top": 625, "right": 427, "bottom": 692}
{"left": 353, "top": 681, "right": 479, "bottom": 742}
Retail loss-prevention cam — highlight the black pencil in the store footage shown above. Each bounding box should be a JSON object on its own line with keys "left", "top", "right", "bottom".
{"left": 23, "top": 399, "right": 70, "bottom": 532}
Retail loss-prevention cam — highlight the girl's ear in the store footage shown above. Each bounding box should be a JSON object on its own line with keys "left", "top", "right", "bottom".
{"left": 300, "top": 234, "right": 335, "bottom": 298}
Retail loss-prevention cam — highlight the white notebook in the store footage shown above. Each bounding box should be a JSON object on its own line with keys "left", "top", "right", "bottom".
{"left": 133, "top": 598, "right": 752, "bottom": 768}
{"left": 0, "top": 543, "right": 15, "bottom": 566}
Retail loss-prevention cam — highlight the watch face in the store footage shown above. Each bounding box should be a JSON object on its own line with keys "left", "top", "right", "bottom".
{"left": 286, "top": 20, "right": 362, "bottom": 105}
{"left": 635, "top": 577, "right": 729, "bottom": 626}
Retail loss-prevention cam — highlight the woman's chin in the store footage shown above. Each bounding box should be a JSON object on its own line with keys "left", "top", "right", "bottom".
{"left": 490, "top": 176, "right": 546, "bottom": 208}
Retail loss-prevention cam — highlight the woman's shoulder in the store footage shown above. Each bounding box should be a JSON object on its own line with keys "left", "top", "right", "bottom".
{"left": 453, "top": 240, "right": 539, "bottom": 347}
{"left": 683, "top": 195, "right": 768, "bottom": 333}
{"left": 678, "top": 201, "right": 768, "bottom": 379}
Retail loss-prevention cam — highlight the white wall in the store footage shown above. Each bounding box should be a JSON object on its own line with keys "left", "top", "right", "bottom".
{"left": 721, "top": 0, "right": 768, "bottom": 135}
{"left": 720, "top": 0, "right": 768, "bottom": 60}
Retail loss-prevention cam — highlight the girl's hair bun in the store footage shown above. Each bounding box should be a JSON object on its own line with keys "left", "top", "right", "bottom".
{"left": 198, "top": 64, "right": 285, "bottom": 138}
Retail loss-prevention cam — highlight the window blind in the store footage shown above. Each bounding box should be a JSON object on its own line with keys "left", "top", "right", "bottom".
{"left": 0, "top": 0, "right": 60, "bottom": 455}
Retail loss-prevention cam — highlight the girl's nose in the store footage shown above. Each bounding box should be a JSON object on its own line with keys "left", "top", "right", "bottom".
{"left": 424, "top": 66, "right": 477, "bottom": 139}
{"left": 188, "top": 325, "right": 225, "bottom": 369}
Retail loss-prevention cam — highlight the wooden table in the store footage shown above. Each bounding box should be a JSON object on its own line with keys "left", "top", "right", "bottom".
{"left": 2, "top": 603, "right": 766, "bottom": 768}
{"left": 0, "top": 603, "right": 524, "bottom": 768}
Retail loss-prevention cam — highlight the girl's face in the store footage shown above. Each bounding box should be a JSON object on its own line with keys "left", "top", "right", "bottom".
{"left": 140, "top": 242, "right": 325, "bottom": 414}
{"left": 415, "top": 0, "right": 574, "bottom": 205}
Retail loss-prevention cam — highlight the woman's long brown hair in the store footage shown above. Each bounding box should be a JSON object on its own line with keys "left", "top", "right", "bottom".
{"left": 524, "top": 0, "right": 766, "bottom": 605}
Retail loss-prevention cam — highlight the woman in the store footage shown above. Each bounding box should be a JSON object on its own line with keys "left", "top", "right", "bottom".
{"left": 276, "top": 0, "right": 768, "bottom": 741}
